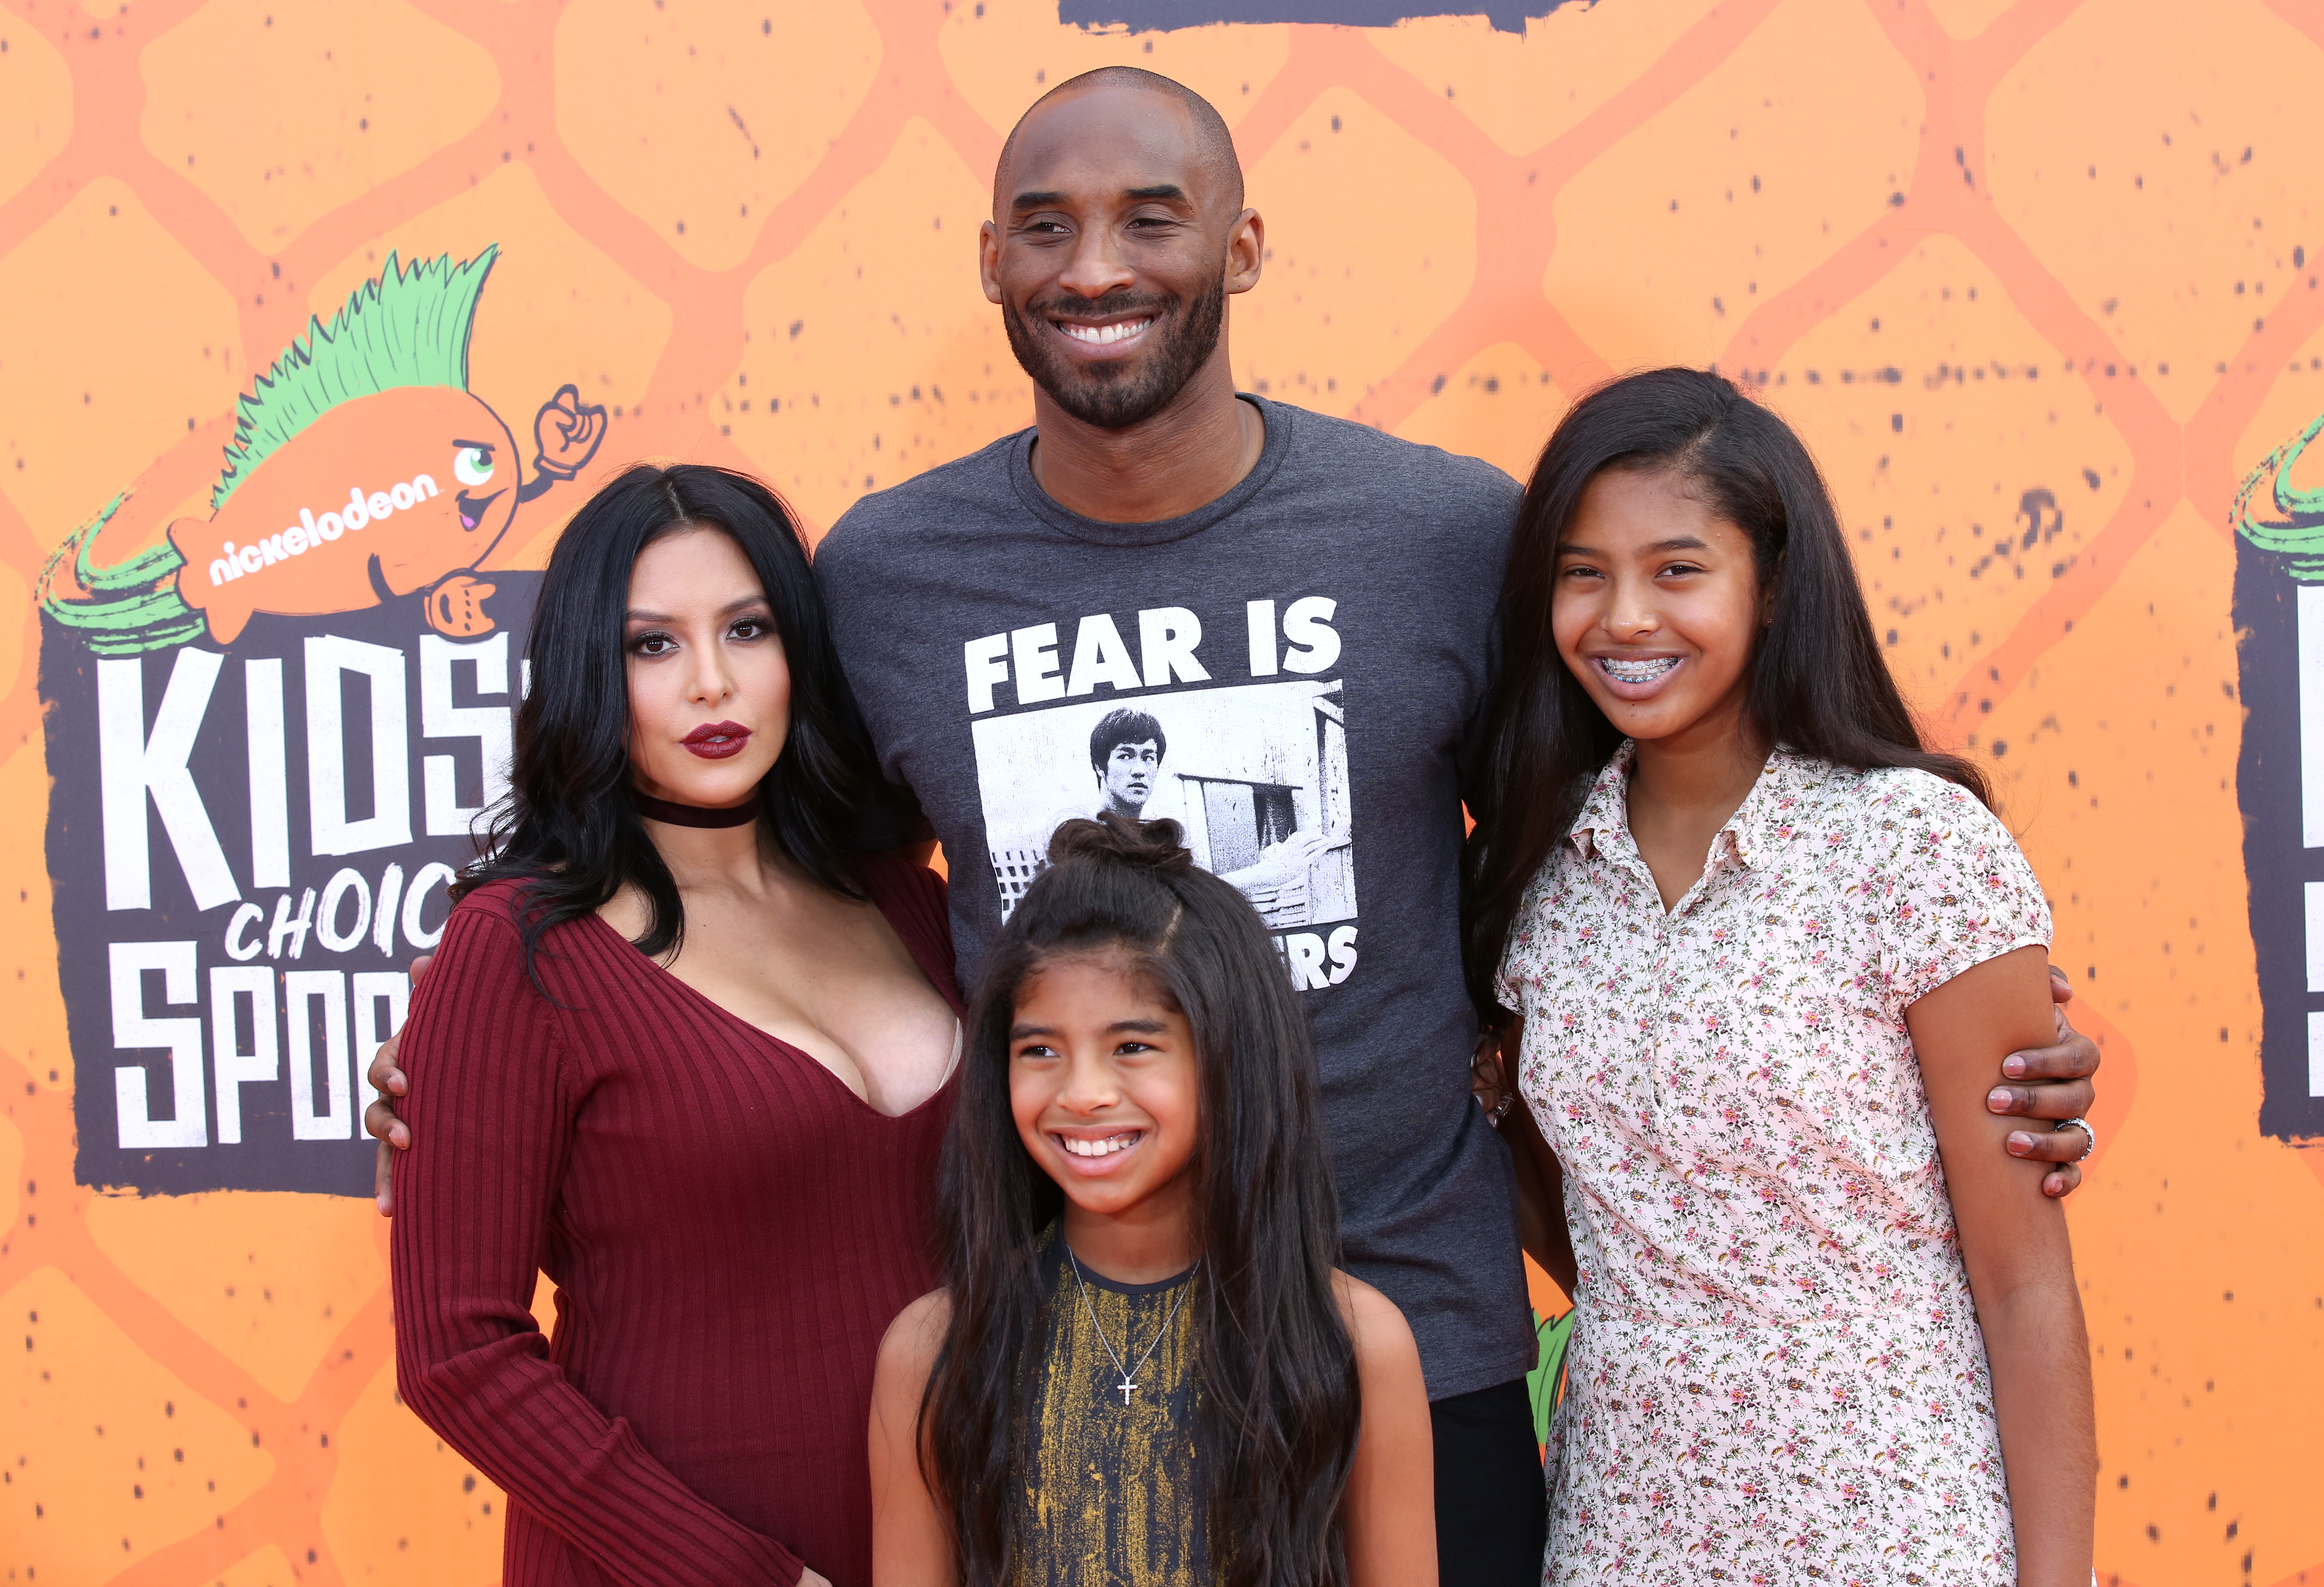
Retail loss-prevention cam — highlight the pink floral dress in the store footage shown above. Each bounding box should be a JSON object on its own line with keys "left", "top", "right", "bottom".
{"left": 1497, "top": 746, "right": 2050, "bottom": 1586}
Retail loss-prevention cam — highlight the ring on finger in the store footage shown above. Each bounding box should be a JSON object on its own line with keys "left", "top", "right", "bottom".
{"left": 2052, "top": 1116, "right": 2095, "bottom": 1163}
{"left": 1487, "top": 1092, "right": 1515, "bottom": 1126}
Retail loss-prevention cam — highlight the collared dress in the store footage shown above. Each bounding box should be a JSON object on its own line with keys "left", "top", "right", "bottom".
{"left": 1496, "top": 745, "right": 2051, "bottom": 1586}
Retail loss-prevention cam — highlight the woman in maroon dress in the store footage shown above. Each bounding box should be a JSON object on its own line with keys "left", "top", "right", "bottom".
{"left": 388, "top": 464, "right": 961, "bottom": 1587}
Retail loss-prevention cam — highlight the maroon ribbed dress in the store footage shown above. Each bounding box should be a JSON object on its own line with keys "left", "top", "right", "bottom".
{"left": 389, "top": 858, "right": 959, "bottom": 1587}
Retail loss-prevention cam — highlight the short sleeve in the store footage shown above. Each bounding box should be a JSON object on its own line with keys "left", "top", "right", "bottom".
{"left": 1490, "top": 865, "right": 1557, "bottom": 1014}
{"left": 1876, "top": 773, "right": 2053, "bottom": 1010}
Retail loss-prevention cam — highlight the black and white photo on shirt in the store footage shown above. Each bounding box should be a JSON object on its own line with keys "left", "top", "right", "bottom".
{"left": 964, "top": 596, "right": 1359, "bottom": 991}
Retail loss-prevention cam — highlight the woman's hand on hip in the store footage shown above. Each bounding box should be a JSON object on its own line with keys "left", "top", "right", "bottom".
{"left": 365, "top": 953, "right": 432, "bottom": 1215}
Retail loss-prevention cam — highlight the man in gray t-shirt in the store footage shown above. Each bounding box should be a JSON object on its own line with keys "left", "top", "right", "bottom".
{"left": 813, "top": 69, "right": 1562, "bottom": 1578}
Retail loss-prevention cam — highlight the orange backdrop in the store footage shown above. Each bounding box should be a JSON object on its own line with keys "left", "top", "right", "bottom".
{"left": 5, "top": 0, "right": 2323, "bottom": 1583}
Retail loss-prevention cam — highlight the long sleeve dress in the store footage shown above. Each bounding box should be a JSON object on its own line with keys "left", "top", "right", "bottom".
{"left": 389, "top": 857, "right": 960, "bottom": 1587}
{"left": 1497, "top": 747, "right": 2051, "bottom": 1586}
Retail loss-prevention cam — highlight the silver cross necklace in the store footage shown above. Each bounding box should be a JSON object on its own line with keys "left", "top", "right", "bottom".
{"left": 1065, "top": 1246, "right": 1199, "bottom": 1408}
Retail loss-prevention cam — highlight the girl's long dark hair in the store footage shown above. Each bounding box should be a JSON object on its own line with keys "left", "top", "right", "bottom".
{"left": 454, "top": 462, "right": 887, "bottom": 977}
{"left": 1464, "top": 367, "right": 1990, "bottom": 1014}
{"left": 922, "top": 815, "right": 1359, "bottom": 1587}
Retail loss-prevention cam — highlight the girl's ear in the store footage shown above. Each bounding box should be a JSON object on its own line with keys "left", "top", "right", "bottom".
{"left": 1758, "top": 555, "right": 1783, "bottom": 629}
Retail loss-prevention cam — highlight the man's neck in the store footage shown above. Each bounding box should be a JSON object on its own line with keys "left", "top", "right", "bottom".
{"left": 1028, "top": 351, "right": 1264, "bottom": 524}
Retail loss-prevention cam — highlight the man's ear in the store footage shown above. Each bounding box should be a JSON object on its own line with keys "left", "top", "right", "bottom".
{"left": 979, "top": 218, "right": 1005, "bottom": 306}
{"left": 1224, "top": 208, "right": 1263, "bottom": 296}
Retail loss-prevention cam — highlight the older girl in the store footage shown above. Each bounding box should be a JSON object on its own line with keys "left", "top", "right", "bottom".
{"left": 1468, "top": 370, "right": 2095, "bottom": 1584}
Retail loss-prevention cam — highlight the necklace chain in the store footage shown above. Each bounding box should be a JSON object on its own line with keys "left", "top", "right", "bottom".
{"left": 1065, "top": 1247, "right": 1198, "bottom": 1408}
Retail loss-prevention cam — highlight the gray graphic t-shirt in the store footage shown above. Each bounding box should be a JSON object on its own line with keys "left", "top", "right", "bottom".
{"left": 816, "top": 396, "right": 1534, "bottom": 1398}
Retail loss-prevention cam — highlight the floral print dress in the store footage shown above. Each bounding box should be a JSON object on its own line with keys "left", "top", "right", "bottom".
{"left": 1497, "top": 746, "right": 2051, "bottom": 1586}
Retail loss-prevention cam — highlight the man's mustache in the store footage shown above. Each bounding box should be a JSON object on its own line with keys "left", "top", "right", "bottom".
{"left": 1029, "top": 291, "right": 1175, "bottom": 326}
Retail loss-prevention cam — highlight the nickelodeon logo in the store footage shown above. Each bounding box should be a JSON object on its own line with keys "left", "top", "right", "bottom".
{"left": 206, "top": 473, "right": 444, "bottom": 586}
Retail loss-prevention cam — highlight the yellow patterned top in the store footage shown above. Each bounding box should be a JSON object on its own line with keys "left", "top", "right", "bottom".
{"left": 1010, "top": 1231, "right": 1203, "bottom": 1587}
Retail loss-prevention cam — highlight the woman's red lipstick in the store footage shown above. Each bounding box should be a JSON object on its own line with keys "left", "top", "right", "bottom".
{"left": 681, "top": 721, "right": 751, "bottom": 760}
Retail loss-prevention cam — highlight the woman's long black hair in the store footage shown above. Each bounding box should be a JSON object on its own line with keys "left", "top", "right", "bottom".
{"left": 1464, "top": 367, "right": 1990, "bottom": 1014}
{"left": 454, "top": 462, "right": 889, "bottom": 977}
{"left": 921, "top": 815, "right": 1360, "bottom": 1587}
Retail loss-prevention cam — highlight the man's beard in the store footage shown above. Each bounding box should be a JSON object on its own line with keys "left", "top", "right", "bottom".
{"left": 1003, "top": 275, "right": 1227, "bottom": 431}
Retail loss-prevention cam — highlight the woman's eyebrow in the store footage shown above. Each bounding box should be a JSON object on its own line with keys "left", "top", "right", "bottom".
{"left": 1563, "top": 535, "right": 1712, "bottom": 557}
{"left": 624, "top": 595, "right": 771, "bottom": 623}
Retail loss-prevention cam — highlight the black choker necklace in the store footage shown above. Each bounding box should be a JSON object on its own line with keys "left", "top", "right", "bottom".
{"left": 632, "top": 791, "right": 759, "bottom": 829}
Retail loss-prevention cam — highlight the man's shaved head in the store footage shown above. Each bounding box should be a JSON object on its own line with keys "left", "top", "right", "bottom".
{"left": 995, "top": 66, "right": 1244, "bottom": 215}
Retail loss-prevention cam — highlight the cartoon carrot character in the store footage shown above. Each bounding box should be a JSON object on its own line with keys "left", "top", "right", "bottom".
{"left": 38, "top": 247, "right": 606, "bottom": 653}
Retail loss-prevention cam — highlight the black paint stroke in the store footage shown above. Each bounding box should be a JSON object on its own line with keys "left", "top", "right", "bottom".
{"left": 2233, "top": 539, "right": 2324, "bottom": 1142}
{"left": 1060, "top": 0, "right": 1598, "bottom": 38}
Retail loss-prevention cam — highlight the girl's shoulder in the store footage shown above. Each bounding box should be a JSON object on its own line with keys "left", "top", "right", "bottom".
{"left": 1329, "top": 1272, "right": 1429, "bottom": 1427}
{"left": 1849, "top": 765, "right": 2017, "bottom": 857}
{"left": 1777, "top": 758, "right": 2009, "bottom": 857}
{"left": 1847, "top": 761, "right": 1990, "bottom": 811}
{"left": 1330, "top": 1270, "right": 1421, "bottom": 1369}
{"left": 874, "top": 1287, "right": 953, "bottom": 1381}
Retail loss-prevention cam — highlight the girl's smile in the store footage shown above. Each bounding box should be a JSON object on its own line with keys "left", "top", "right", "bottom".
{"left": 1053, "top": 1126, "right": 1144, "bottom": 1165}
{"left": 1588, "top": 650, "right": 1687, "bottom": 698}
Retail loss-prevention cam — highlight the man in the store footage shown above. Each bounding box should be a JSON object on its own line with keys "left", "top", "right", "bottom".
{"left": 372, "top": 66, "right": 2102, "bottom": 1580}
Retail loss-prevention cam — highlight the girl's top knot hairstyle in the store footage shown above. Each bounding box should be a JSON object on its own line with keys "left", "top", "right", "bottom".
{"left": 922, "top": 814, "right": 1364, "bottom": 1587}
{"left": 1045, "top": 811, "right": 1197, "bottom": 875}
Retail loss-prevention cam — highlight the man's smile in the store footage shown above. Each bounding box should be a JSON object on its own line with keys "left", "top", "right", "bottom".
{"left": 1055, "top": 316, "right": 1154, "bottom": 349}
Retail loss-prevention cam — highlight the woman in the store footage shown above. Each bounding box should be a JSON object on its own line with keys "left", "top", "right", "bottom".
{"left": 1466, "top": 370, "right": 2095, "bottom": 1583}
{"left": 389, "top": 464, "right": 962, "bottom": 1587}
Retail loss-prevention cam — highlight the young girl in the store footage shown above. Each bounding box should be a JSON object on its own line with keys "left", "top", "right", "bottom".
{"left": 1466, "top": 369, "right": 2096, "bottom": 1584}
{"left": 867, "top": 816, "right": 1437, "bottom": 1587}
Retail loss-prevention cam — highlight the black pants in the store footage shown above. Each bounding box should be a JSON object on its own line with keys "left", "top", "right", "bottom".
{"left": 1431, "top": 1377, "right": 1546, "bottom": 1584}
